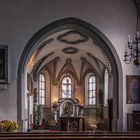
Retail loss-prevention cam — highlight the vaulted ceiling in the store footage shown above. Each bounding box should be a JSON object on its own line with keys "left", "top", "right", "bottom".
{"left": 27, "top": 29, "right": 112, "bottom": 82}
{"left": 27, "top": 1, "right": 140, "bottom": 82}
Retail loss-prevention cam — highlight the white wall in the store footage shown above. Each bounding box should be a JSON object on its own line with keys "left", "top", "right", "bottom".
{"left": 0, "top": 0, "right": 139, "bottom": 131}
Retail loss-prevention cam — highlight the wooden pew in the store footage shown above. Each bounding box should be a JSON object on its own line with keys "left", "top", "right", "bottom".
{"left": 0, "top": 131, "right": 140, "bottom": 139}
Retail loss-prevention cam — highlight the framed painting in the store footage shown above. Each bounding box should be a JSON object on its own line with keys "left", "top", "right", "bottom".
{"left": 127, "top": 75, "right": 140, "bottom": 104}
{"left": 0, "top": 45, "right": 8, "bottom": 83}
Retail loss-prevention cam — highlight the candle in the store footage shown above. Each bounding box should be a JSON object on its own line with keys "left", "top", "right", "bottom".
{"left": 130, "top": 40, "right": 133, "bottom": 46}
{"left": 128, "top": 35, "right": 131, "bottom": 42}
{"left": 136, "top": 31, "right": 139, "bottom": 39}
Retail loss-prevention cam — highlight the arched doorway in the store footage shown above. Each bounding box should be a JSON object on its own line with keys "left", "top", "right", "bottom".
{"left": 17, "top": 17, "right": 123, "bottom": 131}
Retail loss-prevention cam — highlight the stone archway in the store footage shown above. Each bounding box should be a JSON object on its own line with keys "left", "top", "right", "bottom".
{"left": 17, "top": 17, "right": 123, "bottom": 131}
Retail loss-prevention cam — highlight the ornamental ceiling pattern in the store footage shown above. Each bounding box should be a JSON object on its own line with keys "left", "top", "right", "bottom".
{"left": 28, "top": 29, "right": 112, "bottom": 81}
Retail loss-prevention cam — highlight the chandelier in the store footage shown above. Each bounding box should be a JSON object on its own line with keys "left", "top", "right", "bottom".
{"left": 124, "top": 13, "right": 140, "bottom": 67}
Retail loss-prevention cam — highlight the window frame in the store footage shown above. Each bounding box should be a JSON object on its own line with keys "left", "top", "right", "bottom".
{"left": 38, "top": 73, "right": 46, "bottom": 105}
{"left": 61, "top": 75, "right": 72, "bottom": 99}
{"left": 104, "top": 69, "right": 109, "bottom": 106}
{"left": 88, "top": 75, "right": 96, "bottom": 105}
{"left": 61, "top": 76, "right": 72, "bottom": 98}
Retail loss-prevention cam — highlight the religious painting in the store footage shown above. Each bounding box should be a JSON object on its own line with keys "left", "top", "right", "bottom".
{"left": 127, "top": 75, "right": 140, "bottom": 104}
{"left": 0, "top": 45, "right": 8, "bottom": 83}
{"left": 63, "top": 101, "right": 73, "bottom": 116}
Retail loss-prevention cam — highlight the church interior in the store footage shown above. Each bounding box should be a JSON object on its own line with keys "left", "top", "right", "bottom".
{"left": 0, "top": 0, "right": 140, "bottom": 139}
{"left": 26, "top": 29, "right": 113, "bottom": 131}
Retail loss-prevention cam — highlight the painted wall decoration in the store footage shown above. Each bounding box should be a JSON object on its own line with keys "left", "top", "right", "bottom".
{"left": 127, "top": 75, "right": 140, "bottom": 104}
{"left": 57, "top": 30, "right": 89, "bottom": 45}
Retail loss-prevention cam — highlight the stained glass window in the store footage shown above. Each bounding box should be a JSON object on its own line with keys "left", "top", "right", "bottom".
{"left": 61, "top": 76, "right": 72, "bottom": 98}
{"left": 39, "top": 74, "right": 46, "bottom": 105}
{"left": 88, "top": 75, "right": 96, "bottom": 105}
{"left": 104, "top": 69, "right": 109, "bottom": 106}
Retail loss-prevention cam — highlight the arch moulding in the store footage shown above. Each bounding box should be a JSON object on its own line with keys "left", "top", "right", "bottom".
{"left": 17, "top": 17, "right": 123, "bottom": 131}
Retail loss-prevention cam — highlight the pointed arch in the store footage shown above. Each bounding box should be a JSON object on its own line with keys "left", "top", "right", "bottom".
{"left": 55, "top": 58, "right": 80, "bottom": 85}
{"left": 38, "top": 73, "right": 46, "bottom": 105}
{"left": 17, "top": 17, "right": 123, "bottom": 131}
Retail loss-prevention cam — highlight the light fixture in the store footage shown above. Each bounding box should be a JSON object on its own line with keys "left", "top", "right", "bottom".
{"left": 124, "top": 13, "right": 140, "bottom": 67}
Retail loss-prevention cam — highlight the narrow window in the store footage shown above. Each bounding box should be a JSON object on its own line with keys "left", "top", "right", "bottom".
{"left": 39, "top": 74, "right": 46, "bottom": 105}
{"left": 104, "top": 69, "right": 109, "bottom": 106}
{"left": 88, "top": 75, "right": 96, "bottom": 105}
{"left": 61, "top": 76, "right": 72, "bottom": 98}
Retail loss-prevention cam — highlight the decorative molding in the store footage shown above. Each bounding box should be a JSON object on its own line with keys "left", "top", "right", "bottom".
{"left": 87, "top": 52, "right": 112, "bottom": 78}
{"left": 80, "top": 57, "right": 91, "bottom": 80}
{"left": 53, "top": 57, "right": 60, "bottom": 84}
{"left": 38, "top": 68, "right": 52, "bottom": 82}
{"left": 86, "top": 53, "right": 104, "bottom": 80}
{"left": 57, "top": 30, "right": 89, "bottom": 45}
{"left": 92, "top": 39, "right": 99, "bottom": 46}
{"left": 62, "top": 47, "right": 79, "bottom": 54}
{"left": 30, "top": 38, "right": 54, "bottom": 69}
{"left": 34, "top": 38, "right": 54, "bottom": 62}
{"left": 92, "top": 46, "right": 112, "bottom": 75}
{"left": 38, "top": 57, "right": 60, "bottom": 84}
{"left": 17, "top": 17, "right": 121, "bottom": 130}
{"left": 80, "top": 57, "right": 103, "bottom": 84}
{"left": 27, "top": 73, "right": 33, "bottom": 95}
{"left": 32, "top": 52, "right": 55, "bottom": 80}
{"left": 55, "top": 58, "right": 80, "bottom": 85}
{"left": 40, "top": 38, "right": 54, "bottom": 48}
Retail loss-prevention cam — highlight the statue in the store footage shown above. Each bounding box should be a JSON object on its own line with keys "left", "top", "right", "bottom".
{"left": 98, "top": 89, "right": 103, "bottom": 104}
{"left": 40, "top": 118, "right": 46, "bottom": 129}
{"left": 52, "top": 102, "right": 58, "bottom": 123}
{"left": 33, "top": 88, "right": 38, "bottom": 103}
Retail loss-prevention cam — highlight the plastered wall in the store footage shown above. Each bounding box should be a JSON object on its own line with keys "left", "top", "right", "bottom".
{"left": 0, "top": 0, "right": 139, "bottom": 131}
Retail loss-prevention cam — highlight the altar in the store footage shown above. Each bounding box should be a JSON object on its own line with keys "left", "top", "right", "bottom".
{"left": 57, "top": 98, "right": 85, "bottom": 131}
{"left": 59, "top": 116, "right": 85, "bottom": 131}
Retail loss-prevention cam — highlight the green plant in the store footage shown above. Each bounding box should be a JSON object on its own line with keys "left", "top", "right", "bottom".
{"left": 34, "top": 104, "right": 41, "bottom": 125}
{"left": 85, "top": 109, "right": 103, "bottom": 131}
{"left": 85, "top": 116, "right": 97, "bottom": 130}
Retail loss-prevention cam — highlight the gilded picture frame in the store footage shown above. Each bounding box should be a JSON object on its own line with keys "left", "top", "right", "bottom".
{"left": 127, "top": 75, "right": 140, "bottom": 104}
{"left": 0, "top": 45, "right": 8, "bottom": 83}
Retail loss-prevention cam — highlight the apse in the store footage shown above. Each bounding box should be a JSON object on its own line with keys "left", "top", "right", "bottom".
{"left": 25, "top": 28, "right": 113, "bottom": 131}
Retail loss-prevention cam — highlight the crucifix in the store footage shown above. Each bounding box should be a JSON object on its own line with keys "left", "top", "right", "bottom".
{"left": 63, "top": 77, "right": 71, "bottom": 98}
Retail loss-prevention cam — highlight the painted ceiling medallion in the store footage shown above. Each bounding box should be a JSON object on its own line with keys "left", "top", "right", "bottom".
{"left": 62, "top": 47, "right": 79, "bottom": 54}
{"left": 57, "top": 30, "right": 89, "bottom": 44}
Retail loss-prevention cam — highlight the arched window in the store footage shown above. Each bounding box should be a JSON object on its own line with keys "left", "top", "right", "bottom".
{"left": 39, "top": 73, "right": 46, "bottom": 105}
{"left": 61, "top": 76, "right": 72, "bottom": 98}
{"left": 88, "top": 75, "right": 96, "bottom": 105}
{"left": 104, "top": 69, "right": 109, "bottom": 106}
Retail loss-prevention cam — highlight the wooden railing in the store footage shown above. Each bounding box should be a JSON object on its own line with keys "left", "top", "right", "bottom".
{"left": 0, "top": 132, "right": 140, "bottom": 139}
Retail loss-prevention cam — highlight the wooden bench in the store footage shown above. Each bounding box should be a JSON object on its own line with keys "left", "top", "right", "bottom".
{"left": 0, "top": 131, "right": 140, "bottom": 139}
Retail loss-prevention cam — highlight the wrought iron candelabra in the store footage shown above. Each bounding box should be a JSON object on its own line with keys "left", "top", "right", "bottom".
{"left": 124, "top": 14, "right": 140, "bottom": 67}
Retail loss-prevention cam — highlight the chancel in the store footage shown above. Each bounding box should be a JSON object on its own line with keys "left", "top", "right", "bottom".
{"left": 28, "top": 32, "right": 109, "bottom": 132}
{"left": 0, "top": 0, "right": 140, "bottom": 139}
